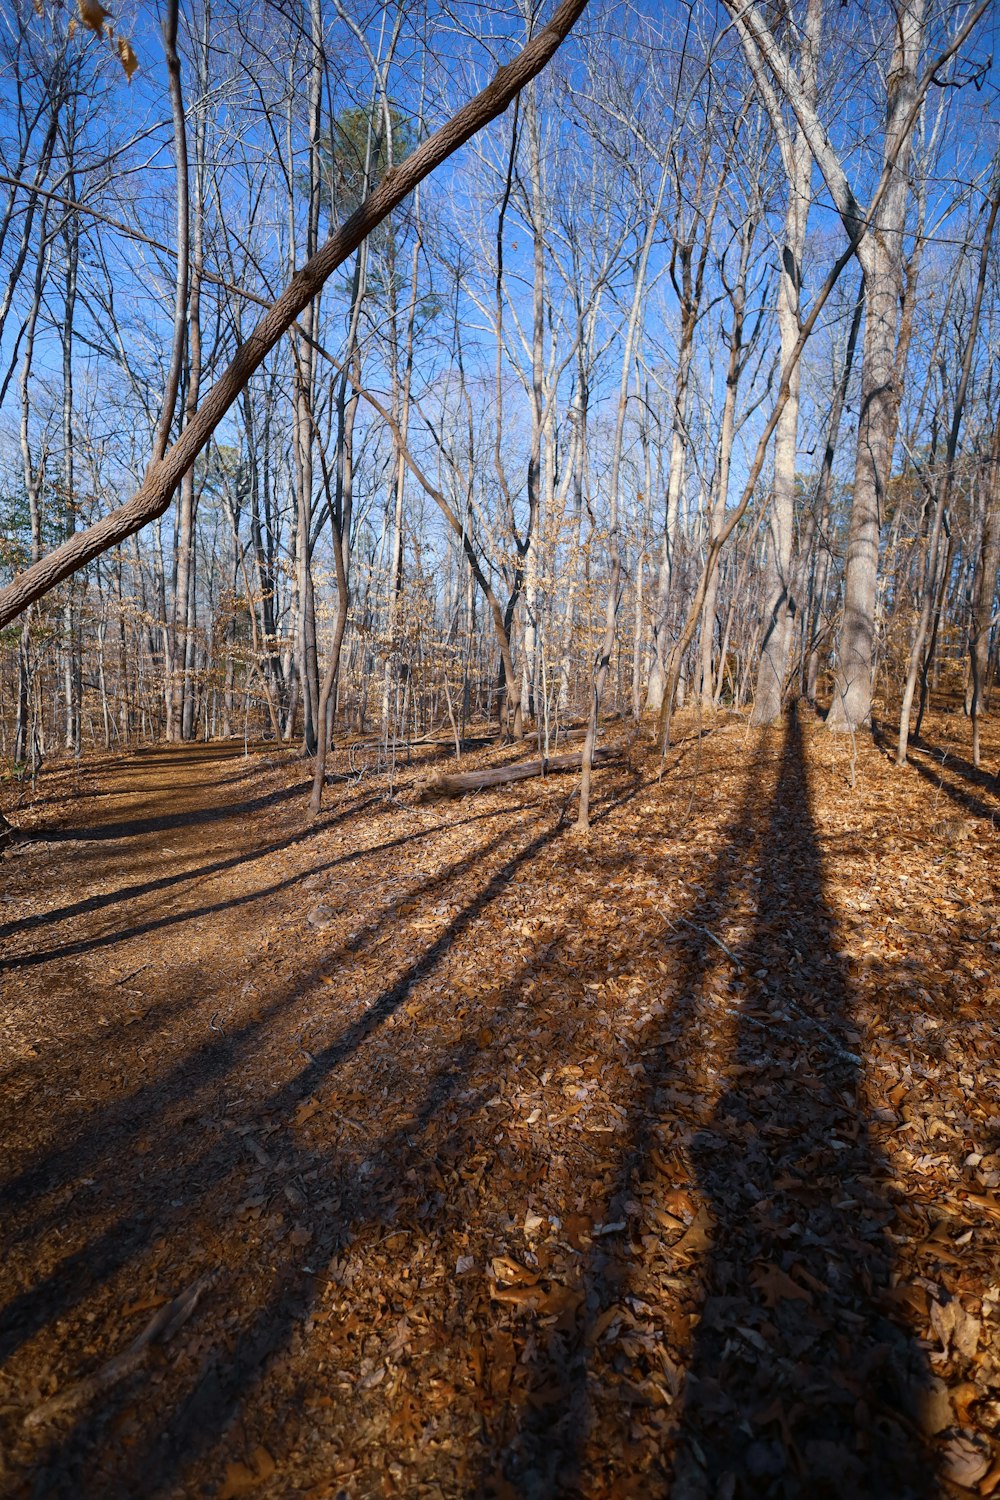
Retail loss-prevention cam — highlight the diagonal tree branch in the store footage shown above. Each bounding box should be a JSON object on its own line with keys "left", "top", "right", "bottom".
{"left": 0, "top": 0, "right": 589, "bottom": 629}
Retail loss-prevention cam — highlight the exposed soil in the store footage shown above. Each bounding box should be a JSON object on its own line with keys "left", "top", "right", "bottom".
{"left": 1, "top": 705, "right": 999, "bottom": 1499}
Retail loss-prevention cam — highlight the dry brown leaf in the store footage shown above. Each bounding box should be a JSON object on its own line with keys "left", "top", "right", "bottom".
{"left": 219, "top": 1462, "right": 260, "bottom": 1499}
{"left": 978, "top": 1460, "right": 1000, "bottom": 1497}
{"left": 951, "top": 1381, "right": 979, "bottom": 1426}
{"left": 959, "top": 1191, "right": 1000, "bottom": 1223}
{"left": 489, "top": 1276, "right": 581, "bottom": 1319}
{"left": 77, "top": 0, "right": 111, "bottom": 35}
{"left": 115, "top": 32, "right": 138, "bottom": 79}
{"left": 942, "top": 1434, "right": 991, "bottom": 1489}
{"left": 490, "top": 1255, "right": 538, "bottom": 1287}
{"left": 667, "top": 1205, "right": 713, "bottom": 1260}
{"left": 750, "top": 1263, "right": 813, "bottom": 1308}
{"left": 293, "top": 1097, "right": 321, "bottom": 1126}
{"left": 586, "top": 1303, "right": 622, "bottom": 1347}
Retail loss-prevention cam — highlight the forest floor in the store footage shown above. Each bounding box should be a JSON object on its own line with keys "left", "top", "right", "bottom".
{"left": 1, "top": 701, "right": 999, "bottom": 1499}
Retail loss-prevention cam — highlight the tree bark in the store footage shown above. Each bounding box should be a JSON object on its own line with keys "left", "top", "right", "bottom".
{"left": 897, "top": 180, "right": 999, "bottom": 761}
{"left": 751, "top": 0, "right": 820, "bottom": 725}
{"left": 421, "top": 746, "right": 614, "bottom": 800}
{"left": 970, "top": 419, "right": 1000, "bottom": 768}
{"left": 725, "top": 0, "right": 988, "bottom": 732}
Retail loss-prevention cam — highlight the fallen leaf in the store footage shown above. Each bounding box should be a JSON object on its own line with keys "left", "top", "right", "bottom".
{"left": 920, "top": 1376, "right": 952, "bottom": 1436}
{"left": 219, "top": 1462, "right": 259, "bottom": 1499}
{"left": 122, "top": 1294, "right": 169, "bottom": 1317}
{"left": 647, "top": 1205, "right": 686, "bottom": 1232}
{"left": 978, "top": 1459, "right": 1000, "bottom": 1496}
{"left": 586, "top": 1303, "right": 622, "bottom": 1347}
{"left": 942, "top": 1434, "right": 990, "bottom": 1489}
{"left": 951, "top": 1381, "right": 979, "bottom": 1426}
{"left": 667, "top": 1205, "right": 713, "bottom": 1260}
{"left": 489, "top": 1277, "right": 581, "bottom": 1318}
{"left": 293, "top": 1097, "right": 321, "bottom": 1127}
{"left": 751, "top": 1263, "right": 813, "bottom": 1308}
{"left": 490, "top": 1256, "right": 538, "bottom": 1287}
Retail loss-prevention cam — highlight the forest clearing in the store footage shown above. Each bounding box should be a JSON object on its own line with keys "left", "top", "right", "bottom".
{"left": 3, "top": 0, "right": 1000, "bottom": 1493}
{"left": 1, "top": 705, "right": 1000, "bottom": 1497}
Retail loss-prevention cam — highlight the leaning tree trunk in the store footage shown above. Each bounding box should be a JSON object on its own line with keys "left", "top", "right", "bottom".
{"left": 0, "top": 0, "right": 592, "bottom": 635}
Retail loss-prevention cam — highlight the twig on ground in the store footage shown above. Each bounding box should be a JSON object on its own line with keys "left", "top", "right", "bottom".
{"left": 24, "top": 1271, "right": 215, "bottom": 1429}
{"left": 670, "top": 915, "right": 744, "bottom": 967}
{"left": 665, "top": 916, "right": 863, "bottom": 1067}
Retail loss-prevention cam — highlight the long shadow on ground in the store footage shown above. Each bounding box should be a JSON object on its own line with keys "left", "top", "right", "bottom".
{"left": 871, "top": 721, "right": 999, "bottom": 826}
{"left": 671, "top": 702, "right": 934, "bottom": 1496}
{"left": 0, "top": 790, "right": 381, "bottom": 947}
{"left": 4, "top": 721, "right": 936, "bottom": 1498}
{"left": 498, "top": 704, "right": 936, "bottom": 1498}
{"left": 2, "top": 797, "right": 580, "bottom": 1496}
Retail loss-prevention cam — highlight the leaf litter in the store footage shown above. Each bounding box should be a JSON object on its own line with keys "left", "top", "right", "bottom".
{"left": 0, "top": 705, "right": 998, "bottom": 1496}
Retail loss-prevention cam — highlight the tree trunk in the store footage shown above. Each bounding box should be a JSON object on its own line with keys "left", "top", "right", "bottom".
{"left": 970, "top": 420, "right": 1000, "bottom": 768}
{"left": 897, "top": 179, "right": 999, "bottom": 762}
{"left": 826, "top": 0, "right": 926, "bottom": 730}
{"left": 750, "top": 0, "right": 819, "bottom": 723}
{"left": 701, "top": 211, "right": 754, "bottom": 708}
{"left": 422, "top": 746, "right": 614, "bottom": 800}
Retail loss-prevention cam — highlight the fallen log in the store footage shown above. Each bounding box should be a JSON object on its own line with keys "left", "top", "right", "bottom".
{"left": 342, "top": 733, "right": 496, "bottom": 752}
{"left": 417, "top": 746, "right": 616, "bottom": 800}
{"left": 344, "top": 724, "right": 589, "bottom": 754}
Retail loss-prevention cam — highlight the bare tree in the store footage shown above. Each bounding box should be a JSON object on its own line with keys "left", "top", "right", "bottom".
{"left": 726, "top": 0, "right": 990, "bottom": 731}
{"left": 0, "top": 0, "right": 591, "bottom": 631}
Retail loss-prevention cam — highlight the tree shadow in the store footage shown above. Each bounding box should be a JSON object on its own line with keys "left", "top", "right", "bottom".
{"left": 0, "top": 797, "right": 540, "bottom": 972}
{"left": 871, "top": 721, "right": 999, "bottom": 827}
{"left": 0, "top": 790, "right": 381, "bottom": 946}
{"left": 2, "top": 723, "right": 939, "bottom": 1498}
{"left": 488, "top": 733, "right": 774, "bottom": 1498}
{"left": 910, "top": 738, "right": 998, "bottom": 797}
{"left": 670, "top": 701, "right": 935, "bottom": 1496}
{"left": 4, "top": 744, "right": 292, "bottom": 818}
{"left": 901, "top": 753, "right": 996, "bottom": 825}
{"left": 905, "top": 740, "right": 999, "bottom": 824}
{"left": 2, "top": 799, "right": 578, "bottom": 1497}
{"left": 0, "top": 804, "right": 543, "bottom": 1244}
{"left": 33, "top": 779, "right": 316, "bottom": 843}
{"left": 495, "top": 705, "right": 937, "bottom": 1498}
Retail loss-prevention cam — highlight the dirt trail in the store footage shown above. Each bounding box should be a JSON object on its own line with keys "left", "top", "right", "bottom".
{"left": 0, "top": 742, "right": 318, "bottom": 1195}
{"left": 1, "top": 717, "right": 999, "bottom": 1499}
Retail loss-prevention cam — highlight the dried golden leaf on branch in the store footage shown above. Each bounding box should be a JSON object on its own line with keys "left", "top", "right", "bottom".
{"left": 116, "top": 33, "right": 138, "bottom": 80}
{"left": 77, "top": 0, "right": 111, "bottom": 33}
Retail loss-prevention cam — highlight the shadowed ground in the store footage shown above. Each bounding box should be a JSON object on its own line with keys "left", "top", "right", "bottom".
{"left": 1, "top": 714, "right": 998, "bottom": 1497}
